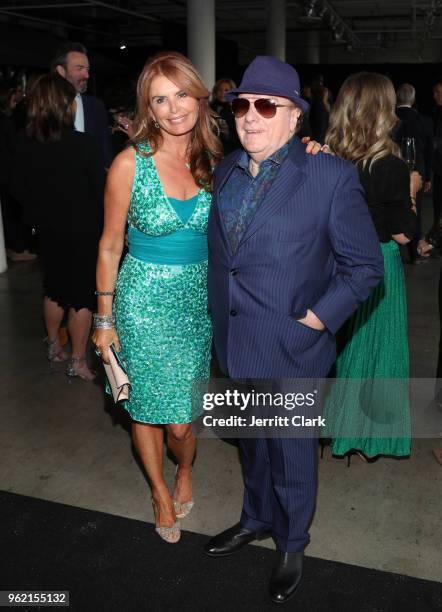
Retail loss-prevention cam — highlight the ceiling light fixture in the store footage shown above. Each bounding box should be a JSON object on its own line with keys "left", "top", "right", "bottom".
{"left": 298, "top": 0, "right": 324, "bottom": 24}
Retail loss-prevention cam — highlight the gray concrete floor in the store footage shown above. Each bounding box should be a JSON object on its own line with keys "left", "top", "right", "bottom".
{"left": 1, "top": 219, "right": 441, "bottom": 584}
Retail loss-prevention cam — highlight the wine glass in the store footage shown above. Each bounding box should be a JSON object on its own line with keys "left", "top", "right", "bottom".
{"left": 401, "top": 137, "right": 416, "bottom": 172}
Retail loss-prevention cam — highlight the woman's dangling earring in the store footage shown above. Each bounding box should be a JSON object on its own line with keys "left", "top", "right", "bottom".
{"left": 153, "top": 120, "right": 160, "bottom": 129}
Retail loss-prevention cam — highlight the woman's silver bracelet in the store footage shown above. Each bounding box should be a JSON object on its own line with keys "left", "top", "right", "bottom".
{"left": 93, "top": 314, "right": 115, "bottom": 329}
{"left": 93, "top": 321, "right": 115, "bottom": 330}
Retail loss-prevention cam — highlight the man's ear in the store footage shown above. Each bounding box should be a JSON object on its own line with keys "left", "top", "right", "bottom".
{"left": 290, "top": 108, "right": 301, "bottom": 133}
{"left": 55, "top": 65, "right": 66, "bottom": 79}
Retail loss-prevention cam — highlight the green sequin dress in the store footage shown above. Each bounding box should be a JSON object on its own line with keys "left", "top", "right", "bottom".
{"left": 113, "top": 143, "right": 212, "bottom": 424}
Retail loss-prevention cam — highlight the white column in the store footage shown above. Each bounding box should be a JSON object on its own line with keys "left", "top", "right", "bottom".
{"left": 0, "top": 197, "right": 7, "bottom": 274}
{"left": 266, "top": 0, "right": 286, "bottom": 61}
{"left": 307, "top": 30, "right": 320, "bottom": 63}
{"left": 187, "top": 0, "right": 216, "bottom": 91}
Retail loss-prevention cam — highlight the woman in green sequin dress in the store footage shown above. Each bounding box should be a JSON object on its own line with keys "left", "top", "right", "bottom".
{"left": 93, "top": 52, "right": 222, "bottom": 542}
{"left": 323, "top": 73, "right": 419, "bottom": 460}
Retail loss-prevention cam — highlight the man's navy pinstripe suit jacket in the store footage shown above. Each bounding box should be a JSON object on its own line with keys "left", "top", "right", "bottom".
{"left": 208, "top": 136, "right": 384, "bottom": 380}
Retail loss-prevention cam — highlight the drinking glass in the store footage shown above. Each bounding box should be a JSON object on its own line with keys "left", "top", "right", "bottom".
{"left": 401, "top": 137, "right": 416, "bottom": 171}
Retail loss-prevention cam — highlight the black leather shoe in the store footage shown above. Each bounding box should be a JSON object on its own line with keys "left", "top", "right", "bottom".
{"left": 269, "top": 551, "right": 303, "bottom": 604}
{"left": 204, "top": 522, "right": 271, "bottom": 557}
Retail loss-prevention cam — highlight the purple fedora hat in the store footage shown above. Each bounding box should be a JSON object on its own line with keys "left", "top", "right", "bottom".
{"left": 225, "top": 55, "right": 309, "bottom": 113}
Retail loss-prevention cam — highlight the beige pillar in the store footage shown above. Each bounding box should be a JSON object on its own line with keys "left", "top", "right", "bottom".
{"left": 307, "top": 30, "right": 320, "bottom": 63}
{"left": 187, "top": 0, "right": 216, "bottom": 90}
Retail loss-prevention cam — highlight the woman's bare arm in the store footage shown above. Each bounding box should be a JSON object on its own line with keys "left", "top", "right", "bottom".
{"left": 93, "top": 147, "right": 135, "bottom": 360}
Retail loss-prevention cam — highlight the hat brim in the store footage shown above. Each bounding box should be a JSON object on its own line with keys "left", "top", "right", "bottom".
{"left": 225, "top": 86, "right": 310, "bottom": 113}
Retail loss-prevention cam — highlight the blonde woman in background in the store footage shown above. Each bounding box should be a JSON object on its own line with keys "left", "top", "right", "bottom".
{"left": 324, "top": 72, "right": 420, "bottom": 461}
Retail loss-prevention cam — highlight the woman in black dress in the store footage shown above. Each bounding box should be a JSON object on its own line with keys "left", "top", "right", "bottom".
{"left": 0, "top": 81, "right": 36, "bottom": 262}
{"left": 12, "top": 74, "right": 105, "bottom": 380}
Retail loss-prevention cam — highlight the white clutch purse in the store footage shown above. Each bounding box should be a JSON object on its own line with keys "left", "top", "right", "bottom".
{"left": 103, "top": 345, "right": 131, "bottom": 403}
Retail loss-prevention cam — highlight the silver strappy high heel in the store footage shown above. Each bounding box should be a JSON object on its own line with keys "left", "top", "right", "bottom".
{"left": 173, "top": 466, "right": 194, "bottom": 519}
{"left": 173, "top": 499, "right": 194, "bottom": 519}
{"left": 152, "top": 498, "right": 181, "bottom": 543}
{"left": 44, "top": 337, "right": 69, "bottom": 362}
{"left": 66, "top": 357, "right": 96, "bottom": 381}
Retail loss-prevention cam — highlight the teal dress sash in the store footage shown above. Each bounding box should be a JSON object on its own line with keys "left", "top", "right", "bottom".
{"left": 128, "top": 195, "right": 208, "bottom": 265}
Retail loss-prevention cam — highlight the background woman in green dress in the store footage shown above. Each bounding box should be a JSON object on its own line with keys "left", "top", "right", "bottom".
{"left": 93, "top": 52, "right": 221, "bottom": 543}
{"left": 324, "top": 72, "right": 420, "bottom": 460}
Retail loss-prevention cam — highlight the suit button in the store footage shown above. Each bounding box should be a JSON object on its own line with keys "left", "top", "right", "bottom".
{"left": 230, "top": 309, "right": 237, "bottom": 316}
{"left": 230, "top": 268, "right": 238, "bottom": 276}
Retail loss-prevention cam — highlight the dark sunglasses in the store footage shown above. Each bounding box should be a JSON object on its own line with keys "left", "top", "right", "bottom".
{"left": 231, "top": 97, "right": 293, "bottom": 119}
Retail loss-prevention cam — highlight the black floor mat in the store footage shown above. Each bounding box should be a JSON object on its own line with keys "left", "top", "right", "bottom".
{"left": 1, "top": 490, "right": 441, "bottom": 611}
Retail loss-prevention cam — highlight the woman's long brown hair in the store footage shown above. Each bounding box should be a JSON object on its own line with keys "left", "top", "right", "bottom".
{"left": 131, "top": 51, "right": 222, "bottom": 192}
{"left": 26, "top": 74, "right": 76, "bottom": 143}
{"left": 326, "top": 72, "right": 400, "bottom": 171}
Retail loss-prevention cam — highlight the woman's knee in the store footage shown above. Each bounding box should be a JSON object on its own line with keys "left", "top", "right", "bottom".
{"left": 167, "top": 424, "right": 192, "bottom": 443}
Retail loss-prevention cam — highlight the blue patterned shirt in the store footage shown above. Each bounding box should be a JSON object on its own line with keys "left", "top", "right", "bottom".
{"left": 220, "top": 138, "right": 293, "bottom": 252}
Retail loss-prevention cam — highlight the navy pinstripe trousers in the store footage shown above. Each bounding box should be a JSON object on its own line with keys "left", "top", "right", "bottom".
{"left": 238, "top": 436, "right": 318, "bottom": 552}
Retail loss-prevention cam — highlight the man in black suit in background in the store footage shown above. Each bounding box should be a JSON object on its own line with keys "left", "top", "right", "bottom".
{"left": 395, "top": 83, "right": 433, "bottom": 263}
{"left": 51, "top": 42, "right": 113, "bottom": 168}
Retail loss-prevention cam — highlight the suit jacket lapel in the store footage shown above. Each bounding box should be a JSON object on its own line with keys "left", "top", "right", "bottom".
{"left": 213, "top": 150, "right": 242, "bottom": 254}
{"left": 239, "top": 141, "right": 307, "bottom": 247}
{"left": 215, "top": 150, "right": 242, "bottom": 197}
{"left": 81, "top": 94, "right": 90, "bottom": 134}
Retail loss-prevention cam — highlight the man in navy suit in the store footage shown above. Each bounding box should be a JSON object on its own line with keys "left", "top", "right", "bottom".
{"left": 204, "top": 56, "right": 384, "bottom": 604}
{"left": 52, "top": 42, "right": 113, "bottom": 168}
